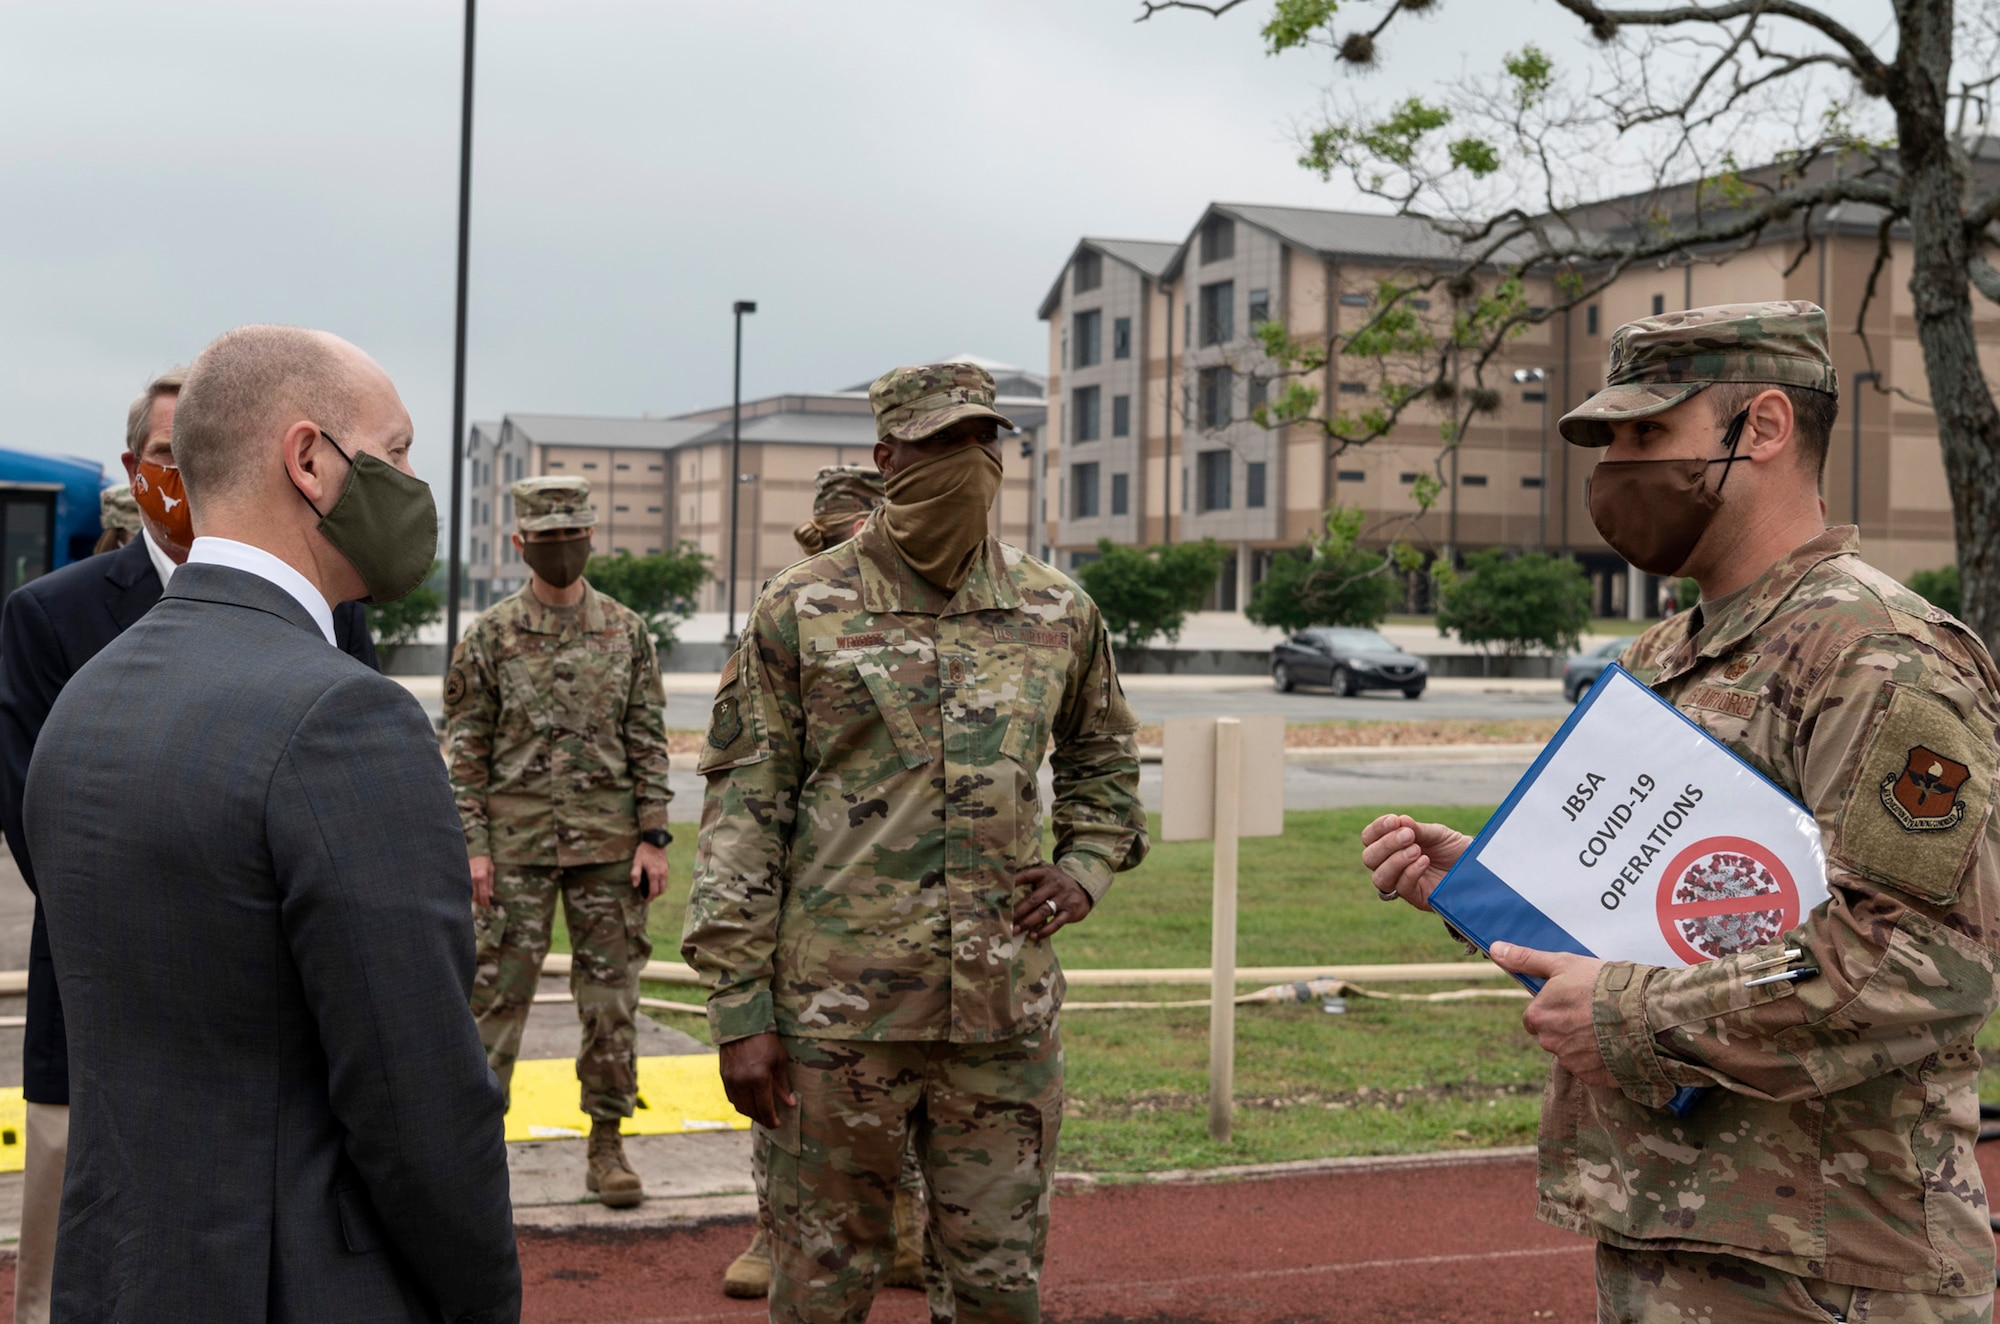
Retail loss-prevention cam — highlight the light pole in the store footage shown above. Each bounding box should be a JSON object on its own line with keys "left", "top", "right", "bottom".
{"left": 1512, "top": 367, "right": 1549, "bottom": 551}
{"left": 1852, "top": 370, "right": 1881, "bottom": 530}
{"left": 443, "top": 0, "right": 477, "bottom": 676}
{"left": 725, "top": 300, "right": 757, "bottom": 643}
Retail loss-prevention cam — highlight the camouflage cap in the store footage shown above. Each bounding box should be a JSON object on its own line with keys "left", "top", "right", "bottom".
{"left": 512, "top": 475, "right": 597, "bottom": 532}
{"left": 99, "top": 484, "right": 141, "bottom": 533}
{"left": 1559, "top": 300, "right": 1839, "bottom": 448}
{"left": 868, "top": 362, "right": 1016, "bottom": 443}
{"left": 812, "top": 464, "right": 885, "bottom": 522}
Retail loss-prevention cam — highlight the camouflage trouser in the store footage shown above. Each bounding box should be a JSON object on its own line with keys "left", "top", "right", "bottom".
{"left": 1597, "top": 1245, "right": 1995, "bottom": 1323}
{"left": 762, "top": 1023, "right": 1062, "bottom": 1324}
{"left": 470, "top": 859, "right": 651, "bottom": 1120}
{"left": 753, "top": 1125, "right": 954, "bottom": 1319}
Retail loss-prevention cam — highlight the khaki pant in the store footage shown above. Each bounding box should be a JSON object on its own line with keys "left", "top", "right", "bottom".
{"left": 1598, "top": 1244, "right": 1995, "bottom": 1323}
{"left": 764, "top": 1024, "right": 1063, "bottom": 1324}
{"left": 15, "top": 1101, "right": 68, "bottom": 1324}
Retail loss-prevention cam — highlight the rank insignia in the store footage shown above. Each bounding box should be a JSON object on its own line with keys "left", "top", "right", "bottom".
{"left": 1722, "top": 654, "right": 1756, "bottom": 682}
{"left": 709, "top": 696, "right": 744, "bottom": 749}
{"left": 1881, "top": 745, "right": 1971, "bottom": 831}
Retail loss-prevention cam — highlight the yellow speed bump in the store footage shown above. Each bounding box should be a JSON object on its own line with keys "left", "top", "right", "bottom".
{"left": 503, "top": 1055, "right": 748, "bottom": 1144}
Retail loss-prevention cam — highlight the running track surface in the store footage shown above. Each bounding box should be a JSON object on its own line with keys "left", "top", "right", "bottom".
{"left": 1, "top": 1145, "right": 1995, "bottom": 1320}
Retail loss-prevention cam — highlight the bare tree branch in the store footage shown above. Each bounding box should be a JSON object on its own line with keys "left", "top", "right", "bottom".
{"left": 1551, "top": 0, "right": 1890, "bottom": 85}
{"left": 1134, "top": 0, "right": 1254, "bottom": 19}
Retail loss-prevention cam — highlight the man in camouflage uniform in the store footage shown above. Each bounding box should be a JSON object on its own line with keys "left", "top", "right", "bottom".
{"left": 94, "top": 485, "right": 139, "bottom": 554}
{"left": 725, "top": 460, "right": 945, "bottom": 1305}
{"left": 684, "top": 363, "right": 1147, "bottom": 1324}
{"left": 446, "top": 475, "right": 673, "bottom": 1209}
{"left": 1365, "top": 302, "right": 2000, "bottom": 1321}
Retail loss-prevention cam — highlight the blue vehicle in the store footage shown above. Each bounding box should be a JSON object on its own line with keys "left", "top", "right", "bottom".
{"left": 0, "top": 448, "right": 110, "bottom": 610}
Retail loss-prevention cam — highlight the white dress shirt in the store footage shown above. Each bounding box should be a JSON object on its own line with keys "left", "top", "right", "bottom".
{"left": 185, "top": 537, "right": 338, "bottom": 646}
{"left": 140, "top": 526, "right": 177, "bottom": 590}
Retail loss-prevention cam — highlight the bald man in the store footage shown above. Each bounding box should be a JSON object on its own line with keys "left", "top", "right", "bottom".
{"left": 24, "top": 326, "right": 519, "bottom": 1323}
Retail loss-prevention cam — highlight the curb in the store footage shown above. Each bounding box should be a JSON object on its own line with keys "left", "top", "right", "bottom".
{"left": 1055, "top": 1145, "right": 1538, "bottom": 1190}
{"left": 1137, "top": 743, "right": 1543, "bottom": 766}
{"left": 515, "top": 1191, "right": 758, "bottom": 1234}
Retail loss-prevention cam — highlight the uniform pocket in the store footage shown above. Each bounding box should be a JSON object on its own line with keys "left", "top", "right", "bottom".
{"left": 856, "top": 663, "right": 930, "bottom": 770}
{"left": 499, "top": 656, "right": 551, "bottom": 732}
{"left": 334, "top": 1185, "right": 382, "bottom": 1255}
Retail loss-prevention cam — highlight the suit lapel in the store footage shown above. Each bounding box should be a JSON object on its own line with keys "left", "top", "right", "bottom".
{"left": 103, "top": 537, "right": 162, "bottom": 632}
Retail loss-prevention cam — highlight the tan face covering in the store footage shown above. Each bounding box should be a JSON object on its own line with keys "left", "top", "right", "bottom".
{"left": 879, "top": 445, "right": 1003, "bottom": 593}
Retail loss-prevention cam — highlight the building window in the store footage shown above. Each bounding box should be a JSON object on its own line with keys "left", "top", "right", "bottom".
{"left": 1112, "top": 394, "right": 1131, "bottom": 437}
{"left": 1198, "top": 366, "right": 1233, "bottom": 430}
{"left": 1072, "top": 462, "right": 1100, "bottom": 519}
{"left": 1462, "top": 474, "right": 1488, "bottom": 487}
{"left": 1651, "top": 293, "right": 1665, "bottom": 316}
{"left": 1113, "top": 316, "right": 1132, "bottom": 360}
{"left": 1339, "top": 381, "right": 1367, "bottom": 395}
{"left": 1338, "top": 469, "right": 1366, "bottom": 482}
{"left": 1340, "top": 292, "right": 1370, "bottom": 308}
{"left": 1520, "top": 476, "right": 1544, "bottom": 489}
{"left": 583, "top": 462, "right": 599, "bottom": 470}
{"left": 648, "top": 464, "right": 662, "bottom": 472}
{"left": 1247, "top": 375, "right": 1267, "bottom": 419}
{"left": 1199, "top": 280, "right": 1234, "bottom": 346}
{"left": 615, "top": 504, "right": 629, "bottom": 513}
{"left": 616, "top": 462, "right": 631, "bottom": 471}
{"left": 549, "top": 461, "right": 565, "bottom": 469}
{"left": 1399, "top": 472, "right": 1419, "bottom": 483}
{"left": 1111, "top": 472, "right": 1130, "bottom": 516}
{"left": 1409, "top": 298, "right": 1432, "bottom": 311}
{"left": 1200, "top": 214, "right": 1235, "bottom": 264}
{"left": 1522, "top": 390, "right": 1546, "bottom": 402}
{"left": 1587, "top": 304, "right": 1600, "bottom": 336}
{"left": 1246, "top": 461, "right": 1267, "bottom": 508}
{"left": 1197, "top": 450, "right": 1232, "bottom": 512}
{"left": 1248, "top": 288, "right": 1270, "bottom": 326}
{"left": 1073, "top": 248, "right": 1102, "bottom": 293}
{"left": 1074, "top": 309, "right": 1102, "bottom": 368}
{"left": 1072, "top": 386, "right": 1101, "bottom": 442}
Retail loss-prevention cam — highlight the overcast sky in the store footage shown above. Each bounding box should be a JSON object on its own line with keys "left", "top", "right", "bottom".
{"left": 1, "top": 0, "right": 1883, "bottom": 499}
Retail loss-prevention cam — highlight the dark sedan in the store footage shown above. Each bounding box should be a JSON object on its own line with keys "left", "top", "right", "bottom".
{"left": 1563, "top": 636, "right": 1640, "bottom": 703}
{"left": 1271, "top": 628, "right": 1428, "bottom": 698}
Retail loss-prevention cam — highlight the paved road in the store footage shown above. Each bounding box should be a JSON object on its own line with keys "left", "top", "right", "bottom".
{"left": 1130, "top": 682, "right": 1572, "bottom": 724}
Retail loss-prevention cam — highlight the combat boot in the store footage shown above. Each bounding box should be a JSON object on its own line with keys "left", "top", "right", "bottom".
{"left": 723, "top": 1227, "right": 772, "bottom": 1298}
{"left": 586, "top": 1118, "right": 644, "bottom": 1209}
{"left": 883, "top": 1184, "right": 924, "bottom": 1289}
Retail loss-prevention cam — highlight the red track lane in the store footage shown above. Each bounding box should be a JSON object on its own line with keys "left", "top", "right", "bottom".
{"left": 0, "top": 1145, "right": 1993, "bottom": 1320}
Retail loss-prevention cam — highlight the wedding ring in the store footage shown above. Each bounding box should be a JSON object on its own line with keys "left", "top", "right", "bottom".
{"left": 1045, "top": 898, "right": 1060, "bottom": 917}
{"left": 1374, "top": 887, "right": 1398, "bottom": 902}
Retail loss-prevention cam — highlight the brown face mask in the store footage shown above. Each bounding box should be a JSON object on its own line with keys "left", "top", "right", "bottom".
{"left": 521, "top": 535, "right": 592, "bottom": 589}
{"left": 1586, "top": 409, "right": 1750, "bottom": 577}
{"left": 879, "top": 445, "right": 1003, "bottom": 593}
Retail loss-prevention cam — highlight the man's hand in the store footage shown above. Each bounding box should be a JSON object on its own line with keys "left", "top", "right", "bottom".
{"left": 1491, "top": 942, "right": 1616, "bottom": 1088}
{"left": 719, "top": 1032, "right": 796, "bottom": 1129}
{"left": 631, "top": 842, "right": 668, "bottom": 901}
{"left": 469, "top": 854, "right": 494, "bottom": 909}
{"left": 1358, "top": 815, "right": 1471, "bottom": 910}
{"left": 1011, "top": 863, "right": 1093, "bottom": 942}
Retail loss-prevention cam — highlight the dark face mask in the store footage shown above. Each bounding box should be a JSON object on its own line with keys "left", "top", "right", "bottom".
{"left": 1586, "top": 409, "right": 1751, "bottom": 576}
{"left": 298, "top": 431, "right": 438, "bottom": 603}
{"left": 521, "top": 535, "right": 592, "bottom": 589}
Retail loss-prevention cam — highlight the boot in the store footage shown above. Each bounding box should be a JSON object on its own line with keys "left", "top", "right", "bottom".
{"left": 585, "top": 1118, "right": 644, "bottom": 1209}
{"left": 883, "top": 1184, "right": 925, "bottom": 1289}
{"left": 723, "top": 1227, "right": 772, "bottom": 1298}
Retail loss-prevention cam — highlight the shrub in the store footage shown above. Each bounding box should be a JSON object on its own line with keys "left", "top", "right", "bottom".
{"left": 1435, "top": 550, "right": 1591, "bottom": 661}
{"left": 366, "top": 559, "right": 443, "bottom": 667}
{"left": 585, "top": 542, "right": 712, "bottom": 654}
{"left": 1076, "top": 538, "right": 1232, "bottom": 651}
{"left": 1907, "top": 564, "right": 1962, "bottom": 617}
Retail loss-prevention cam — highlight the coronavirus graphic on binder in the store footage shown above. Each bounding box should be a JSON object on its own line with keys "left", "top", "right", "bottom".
{"left": 1426, "top": 664, "right": 1830, "bottom": 1113}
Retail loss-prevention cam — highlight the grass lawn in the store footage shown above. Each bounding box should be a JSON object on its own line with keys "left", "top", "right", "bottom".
{"left": 549, "top": 805, "right": 2000, "bottom": 1174}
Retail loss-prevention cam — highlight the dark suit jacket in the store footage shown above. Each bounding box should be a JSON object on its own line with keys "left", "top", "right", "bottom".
{"left": 25, "top": 564, "right": 516, "bottom": 1323}
{"left": 0, "top": 536, "right": 378, "bottom": 1103}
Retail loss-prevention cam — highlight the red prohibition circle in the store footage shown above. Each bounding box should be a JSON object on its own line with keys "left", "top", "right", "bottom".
{"left": 1655, "top": 835, "right": 1800, "bottom": 965}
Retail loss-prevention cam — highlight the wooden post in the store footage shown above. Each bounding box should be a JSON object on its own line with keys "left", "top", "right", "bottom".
{"left": 1208, "top": 717, "right": 1242, "bottom": 1143}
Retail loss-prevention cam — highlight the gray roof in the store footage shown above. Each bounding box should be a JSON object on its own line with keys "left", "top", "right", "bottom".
{"left": 1158, "top": 203, "right": 1538, "bottom": 280}
{"left": 502, "top": 413, "right": 714, "bottom": 450}
{"left": 1037, "top": 236, "right": 1180, "bottom": 318}
{"left": 683, "top": 411, "right": 881, "bottom": 448}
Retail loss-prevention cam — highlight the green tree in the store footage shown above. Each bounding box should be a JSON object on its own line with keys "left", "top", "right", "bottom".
{"left": 1141, "top": 0, "right": 2000, "bottom": 652}
{"left": 1076, "top": 538, "right": 1232, "bottom": 652}
{"left": 585, "top": 542, "right": 712, "bottom": 654}
{"left": 1245, "top": 506, "right": 1411, "bottom": 633}
{"left": 1908, "top": 564, "right": 1963, "bottom": 617}
{"left": 365, "top": 559, "right": 443, "bottom": 669}
{"left": 1435, "top": 550, "right": 1590, "bottom": 666}
{"left": 1675, "top": 577, "right": 1699, "bottom": 612}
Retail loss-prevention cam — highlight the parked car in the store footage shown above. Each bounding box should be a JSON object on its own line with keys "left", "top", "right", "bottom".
{"left": 1563, "top": 636, "right": 1640, "bottom": 703}
{"left": 1271, "top": 627, "right": 1428, "bottom": 698}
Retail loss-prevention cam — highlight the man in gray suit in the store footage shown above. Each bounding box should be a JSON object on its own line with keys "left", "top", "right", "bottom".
{"left": 24, "top": 325, "right": 520, "bottom": 1322}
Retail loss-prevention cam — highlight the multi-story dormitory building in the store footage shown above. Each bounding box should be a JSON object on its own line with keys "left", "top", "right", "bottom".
{"left": 462, "top": 358, "right": 1046, "bottom": 613}
{"left": 1038, "top": 201, "right": 1969, "bottom": 619}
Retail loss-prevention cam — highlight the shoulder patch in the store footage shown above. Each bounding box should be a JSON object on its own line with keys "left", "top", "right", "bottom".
{"left": 444, "top": 666, "right": 467, "bottom": 708}
{"left": 719, "top": 651, "right": 740, "bottom": 691}
{"left": 708, "top": 696, "right": 744, "bottom": 749}
{"left": 1837, "top": 683, "right": 1995, "bottom": 904}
